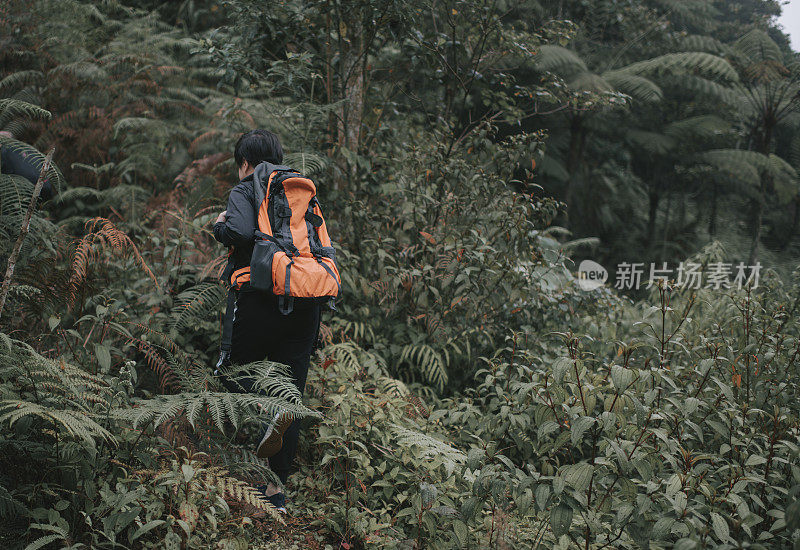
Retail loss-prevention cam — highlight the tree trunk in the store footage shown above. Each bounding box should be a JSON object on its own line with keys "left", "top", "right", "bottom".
{"left": 660, "top": 192, "right": 672, "bottom": 261}
{"left": 708, "top": 181, "right": 717, "bottom": 237}
{"left": 563, "top": 115, "right": 586, "bottom": 223}
{"left": 337, "top": 16, "right": 365, "bottom": 155}
{"left": 647, "top": 188, "right": 660, "bottom": 247}
{"left": 780, "top": 197, "right": 799, "bottom": 251}
{"left": 749, "top": 120, "right": 775, "bottom": 264}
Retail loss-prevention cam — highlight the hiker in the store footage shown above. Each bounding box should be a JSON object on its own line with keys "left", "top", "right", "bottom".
{"left": 213, "top": 129, "right": 340, "bottom": 513}
{"left": 0, "top": 131, "right": 56, "bottom": 201}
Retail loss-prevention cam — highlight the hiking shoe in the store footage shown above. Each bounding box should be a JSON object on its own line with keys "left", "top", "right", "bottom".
{"left": 255, "top": 484, "right": 287, "bottom": 514}
{"left": 256, "top": 411, "right": 293, "bottom": 459}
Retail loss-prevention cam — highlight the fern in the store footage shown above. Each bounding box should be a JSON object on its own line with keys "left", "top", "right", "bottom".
{"left": 0, "top": 98, "right": 51, "bottom": 127}
{"left": 0, "top": 483, "right": 27, "bottom": 520}
{"left": 169, "top": 282, "right": 228, "bottom": 335}
{"left": 376, "top": 375, "right": 410, "bottom": 398}
{"left": 0, "top": 401, "right": 114, "bottom": 444}
{"left": 0, "top": 70, "right": 45, "bottom": 94}
{"left": 534, "top": 45, "right": 587, "bottom": 74}
{"left": 602, "top": 71, "right": 663, "bottom": 102}
{"left": 116, "top": 391, "right": 320, "bottom": 433}
{"left": 205, "top": 468, "right": 285, "bottom": 524}
{"left": 0, "top": 136, "right": 64, "bottom": 192}
{"left": 399, "top": 343, "right": 448, "bottom": 391}
{"left": 392, "top": 424, "right": 467, "bottom": 477}
{"left": 219, "top": 361, "right": 305, "bottom": 404}
{"left": 69, "top": 217, "right": 158, "bottom": 301}
{"left": 283, "top": 151, "right": 330, "bottom": 176}
{"left": 734, "top": 29, "right": 785, "bottom": 65}
{"left": 700, "top": 149, "right": 798, "bottom": 201}
{"left": 624, "top": 52, "right": 738, "bottom": 82}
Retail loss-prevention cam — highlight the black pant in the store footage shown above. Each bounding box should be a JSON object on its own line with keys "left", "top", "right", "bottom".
{"left": 227, "top": 286, "right": 320, "bottom": 484}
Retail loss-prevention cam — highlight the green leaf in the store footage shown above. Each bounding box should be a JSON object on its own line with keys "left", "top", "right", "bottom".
{"left": 565, "top": 462, "right": 593, "bottom": 493}
{"left": 745, "top": 455, "right": 767, "bottom": 467}
{"left": 452, "top": 519, "right": 468, "bottom": 546}
{"left": 130, "top": 519, "right": 165, "bottom": 541}
{"left": 551, "top": 503, "right": 573, "bottom": 537}
{"left": 94, "top": 343, "right": 111, "bottom": 372}
{"left": 181, "top": 463, "right": 194, "bottom": 482}
{"left": 24, "top": 535, "right": 64, "bottom": 550}
{"left": 553, "top": 357, "right": 571, "bottom": 384}
{"left": 711, "top": 512, "right": 729, "bottom": 542}
{"left": 48, "top": 316, "right": 60, "bottom": 331}
{"left": 571, "top": 416, "right": 595, "bottom": 445}
{"left": 536, "top": 484, "right": 551, "bottom": 511}
{"left": 652, "top": 517, "right": 675, "bottom": 539}
{"left": 611, "top": 365, "right": 632, "bottom": 389}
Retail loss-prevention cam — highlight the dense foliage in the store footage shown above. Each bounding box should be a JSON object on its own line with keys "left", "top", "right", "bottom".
{"left": 1, "top": 0, "right": 800, "bottom": 548}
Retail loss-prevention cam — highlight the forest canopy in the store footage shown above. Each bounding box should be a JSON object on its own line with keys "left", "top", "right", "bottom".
{"left": 1, "top": 0, "right": 800, "bottom": 548}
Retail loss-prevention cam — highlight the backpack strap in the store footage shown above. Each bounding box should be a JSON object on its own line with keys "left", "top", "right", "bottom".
{"left": 278, "top": 259, "right": 295, "bottom": 315}
{"left": 305, "top": 198, "right": 325, "bottom": 254}
{"left": 253, "top": 162, "right": 292, "bottom": 206}
{"left": 216, "top": 287, "right": 237, "bottom": 369}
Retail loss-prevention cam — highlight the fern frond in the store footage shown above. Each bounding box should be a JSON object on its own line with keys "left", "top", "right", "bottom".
{"left": 735, "top": 29, "right": 784, "bottom": 65}
{"left": 169, "top": 282, "right": 227, "bottom": 335}
{"left": 677, "top": 35, "right": 729, "bottom": 55}
{"left": 284, "top": 151, "right": 330, "bottom": 176}
{"left": 623, "top": 52, "right": 738, "bottom": 82}
{"left": 205, "top": 468, "right": 285, "bottom": 524}
{"left": 69, "top": 218, "right": 158, "bottom": 301}
{"left": 664, "top": 115, "right": 730, "bottom": 141}
{"left": 376, "top": 375, "right": 410, "bottom": 398}
{"left": 602, "top": 71, "right": 662, "bottom": 102}
{"left": 0, "top": 484, "right": 27, "bottom": 520}
{"left": 0, "top": 136, "right": 64, "bottom": 191}
{"left": 534, "top": 45, "right": 587, "bottom": 74}
{"left": 400, "top": 344, "right": 448, "bottom": 390}
{"left": 0, "top": 99, "right": 51, "bottom": 127}
{"left": 0, "top": 71, "right": 45, "bottom": 94}
{"left": 219, "top": 361, "right": 304, "bottom": 404}
{"left": 392, "top": 424, "right": 466, "bottom": 476}
{"left": 0, "top": 401, "right": 114, "bottom": 444}
{"left": 0, "top": 173, "right": 34, "bottom": 216}
{"left": 116, "top": 391, "right": 320, "bottom": 433}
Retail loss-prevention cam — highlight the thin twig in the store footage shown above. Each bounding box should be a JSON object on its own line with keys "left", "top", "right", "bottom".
{"left": 0, "top": 148, "right": 55, "bottom": 318}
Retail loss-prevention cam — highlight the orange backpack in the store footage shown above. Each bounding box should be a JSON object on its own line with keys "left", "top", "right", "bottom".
{"left": 230, "top": 162, "right": 341, "bottom": 314}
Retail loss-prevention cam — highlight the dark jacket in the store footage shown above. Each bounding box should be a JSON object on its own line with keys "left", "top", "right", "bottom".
{"left": 214, "top": 174, "right": 257, "bottom": 286}
{"left": 1, "top": 144, "right": 55, "bottom": 201}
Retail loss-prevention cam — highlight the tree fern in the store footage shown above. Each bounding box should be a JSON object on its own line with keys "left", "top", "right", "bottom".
{"left": 0, "top": 98, "right": 51, "bottom": 127}
{"left": 284, "top": 151, "right": 330, "bottom": 176}
{"left": 534, "top": 45, "right": 587, "bottom": 74}
{"left": 601, "top": 71, "right": 663, "bottom": 102}
{"left": 700, "top": 149, "right": 798, "bottom": 201}
{"left": 624, "top": 52, "right": 738, "bottom": 82}
{"left": 0, "top": 136, "right": 64, "bottom": 192}
{"left": 734, "top": 29, "right": 785, "bottom": 65}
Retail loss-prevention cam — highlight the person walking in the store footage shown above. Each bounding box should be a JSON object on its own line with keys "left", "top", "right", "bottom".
{"left": 213, "top": 129, "right": 325, "bottom": 513}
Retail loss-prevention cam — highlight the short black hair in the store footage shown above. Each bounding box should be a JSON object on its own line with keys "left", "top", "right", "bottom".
{"left": 234, "top": 129, "right": 283, "bottom": 167}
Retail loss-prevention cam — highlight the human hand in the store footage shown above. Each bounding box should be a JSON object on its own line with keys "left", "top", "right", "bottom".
{"left": 216, "top": 210, "right": 227, "bottom": 224}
